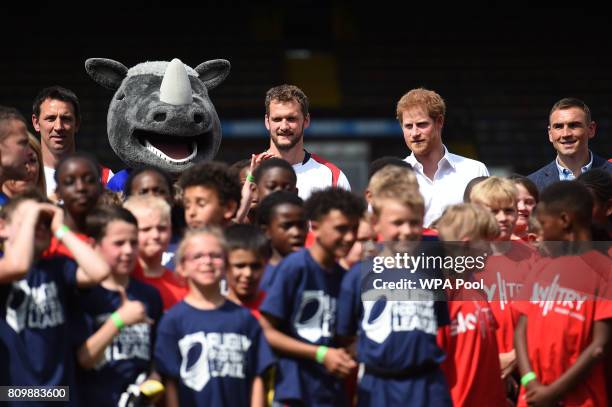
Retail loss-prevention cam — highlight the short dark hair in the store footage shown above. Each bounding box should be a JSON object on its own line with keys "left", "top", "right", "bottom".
{"left": 305, "top": 187, "right": 365, "bottom": 222}
{"left": 369, "top": 156, "right": 413, "bottom": 180}
{"left": 224, "top": 223, "right": 272, "bottom": 260}
{"left": 463, "top": 176, "right": 489, "bottom": 203}
{"left": 508, "top": 174, "right": 539, "bottom": 203}
{"left": 124, "top": 166, "right": 174, "bottom": 198}
{"left": 577, "top": 169, "right": 612, "bottom": 204}
{"left": 178, "top": 161, "right": 241, "bottom": 205}
{"left": 86, "top": 204, "right": 138, "bottom": 243}
{"left": 549, "top": 97, "right": 591, "bottom": 123}
{"left": 229, "top": 158, "right": 252, "bottom": 182}
{"left": 538, "top": 181, "right": 593, "bottom": 228}
{"left": 256, "top": 190, "right": 304, "bottom": 226}
{"left": 265, "top": 84, "right": 309, "bottom": 116}
{"left": 0, "top": 188, "right": 49, "bottom": 220}
{"left": 32, "top": 86, "right": 81, "bottom": 123}
{"left": 54, "top": 152, "right": 101, "bottom": 183}
{"left": 253, "top": 157, "right": 297, "bottom": 185}
{"left": 0, "top": 105, "right": 27, "bottom": 142}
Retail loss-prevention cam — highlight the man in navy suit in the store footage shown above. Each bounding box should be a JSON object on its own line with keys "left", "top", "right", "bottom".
{"left": 528, "top": 98, "right": 612, "bottom": 191}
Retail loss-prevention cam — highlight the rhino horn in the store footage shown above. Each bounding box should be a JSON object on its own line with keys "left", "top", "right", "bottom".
{"left": 159, "top": 58, "right": 193, "bottom": 105}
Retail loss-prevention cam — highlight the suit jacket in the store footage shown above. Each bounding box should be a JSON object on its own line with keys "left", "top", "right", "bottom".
{"left": 528, "top": 153, "right": 612, "bottom": 191}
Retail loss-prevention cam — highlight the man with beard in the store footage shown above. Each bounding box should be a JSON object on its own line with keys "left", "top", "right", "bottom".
{"left": 0, "top": 106, "right": 32, "bottom": 205}
{"left": 398, "top": 88, "right": 489, "bottom": 227}
{"left": 263, "top": 84, "right": 351, "bottom": 200}
{"left": 32, "top": 86, "right": 113, "bottom": 197}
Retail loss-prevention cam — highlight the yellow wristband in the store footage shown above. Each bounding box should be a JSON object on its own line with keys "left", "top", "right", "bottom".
{"left": 521, "top": 371, "right": 537, "bottom": 386}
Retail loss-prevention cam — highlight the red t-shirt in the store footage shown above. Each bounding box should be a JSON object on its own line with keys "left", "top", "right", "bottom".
{"left": 480, "top": 241, "right": 538, "bottom": 353}
{"left": 513, "top": 250, "right": 612, "bottom": 407}
{"left": 438, "top": 290, "right": 506, "bottom": 407}
{"left": 43, "top": 233, "right": 92, "bottom": 258}
{"left": 132, "top": 262, "right": 188, "bottom": 311}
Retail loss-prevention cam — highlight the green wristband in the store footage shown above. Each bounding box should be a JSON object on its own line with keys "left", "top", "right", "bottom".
{"left": 110, "top": 311, "right": 125, "bottom": 330}
{"left": 521, "top": 371, "right": 537, "bottom": 386}
{"left": 246, "top": 174, "right": 255, "bottom": 183}
{"left": 54, "top": 224, "right": 70, "bottom": 241}
{"left": 315, "top": 345, "right": 329, "bottom": 364}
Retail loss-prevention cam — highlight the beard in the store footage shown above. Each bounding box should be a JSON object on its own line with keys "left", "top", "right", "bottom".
{"left": 270, "top": 127, "right": 304, "bottom": 152}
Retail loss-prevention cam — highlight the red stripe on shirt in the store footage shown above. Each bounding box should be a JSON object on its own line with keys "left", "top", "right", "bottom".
{"left": 310, "top": 153, "right": 341, "bottom": 187}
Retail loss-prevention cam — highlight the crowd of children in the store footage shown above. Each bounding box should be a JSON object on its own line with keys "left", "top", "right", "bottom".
{"left": 0, "top": 149, "right": 610, "bottom": 407}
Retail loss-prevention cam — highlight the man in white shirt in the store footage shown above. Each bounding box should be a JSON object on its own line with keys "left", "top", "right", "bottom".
{"left": 398, "top": 88, "right": 489, "bottom": 226}
{"left": 32, "top": 86, "right": 113, "bottom": 198}
{"left": 263, "top": 84, "right": 350, "bottom": 200}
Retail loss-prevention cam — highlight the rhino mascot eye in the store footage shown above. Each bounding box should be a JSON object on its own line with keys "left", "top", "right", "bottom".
{"left": 85, "top": 57, "right": 230, "bottom": 192}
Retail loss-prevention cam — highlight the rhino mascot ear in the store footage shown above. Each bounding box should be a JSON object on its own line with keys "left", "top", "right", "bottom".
{"left": 194, "top": 59, "right": 231, "bottom": 90}
{"left": 85, "top": 58, "right": 128, "bottom": 90}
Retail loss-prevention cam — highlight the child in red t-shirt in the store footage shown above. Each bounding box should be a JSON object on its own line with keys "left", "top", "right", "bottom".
{"left": 470, "top": 176, "right": 539, "bottom": 386}
{"left": 435, "top": 203, "right": 506, "bottom": 407}
{"left": 224, "top": 223, "right": 271, "bottom": 319}
{"left": 124, "top": 195, "right": 187, "bottom": 310}
{"left": 514, "top": 181, "right": 612, "bottom": 406}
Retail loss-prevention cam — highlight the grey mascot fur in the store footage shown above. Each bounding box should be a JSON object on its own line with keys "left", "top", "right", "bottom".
{"left": 85, "top": 57, "right": 230, "bottom": 191}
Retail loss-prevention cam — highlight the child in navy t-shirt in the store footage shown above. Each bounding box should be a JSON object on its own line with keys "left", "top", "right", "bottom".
{"left": 75, "top": 205, "right": 163, "bottom": 407}
{"left": 0, "top": 191, "right": 111, "bottom": 403}
{"left": 260, "top": 187, "right": 365, "bottom": 406}
{"left": 255, "top": 190, "right": 306, "bottom": 293}
{"left": 155, "top": 227, "right": 275, "bottom": 407}
{"left": 336, "top": 181, "right": 452, "bottom": 406}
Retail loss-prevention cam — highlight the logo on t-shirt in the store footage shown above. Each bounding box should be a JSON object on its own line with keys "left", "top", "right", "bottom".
{"left": 5, "top": 280, "right": 65, "bottom": 333}
{"left": 178, "top": 331, "right": 252, "bottom": 392}
{"left": 530, "top": 274, "right": 587, "bottom": 321}
{"left": 95, "top": 314, "right": 152, "bottom": 368}
{"left": 450, "top": 307, "right": 495, "bottom": 337}
{"left": 482, "top": 272, "right": 523, "bottom": 310}
{"left": 362, "top": 298, "right": 438, "bottom": 344}
{"left": 294, "top": 290, "right": 337, "bottom": 343}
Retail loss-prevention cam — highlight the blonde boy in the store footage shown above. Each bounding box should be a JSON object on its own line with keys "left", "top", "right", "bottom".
{"left": 469, "top": 176, "right": 538, "bottom": 388}
{"left": 124, "top": 195, "right": 187, "bottom": 310}
{"left": 337, "top": 182, "right": 453, "bottom": 406}
{"left": 469, "top": 176, "right": 518, "bottom": 241}
{"left": 435, "top": 204, "right": 506, "bottom": 407}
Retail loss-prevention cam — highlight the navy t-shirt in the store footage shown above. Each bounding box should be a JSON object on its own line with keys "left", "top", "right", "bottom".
{"left": 258, "top": 263, "right": 277, "bottom": 294}
{"left": 0, "top": 257, "right": 79, "bottom": 400}
{"left": 259, "top": 248, "right": 346, "bottom": 406}
{"left": 155, "top": 300, "right": 275, "bottom": 407}
{"left": 76, "top": 279, "right": 163, "bottom": 407}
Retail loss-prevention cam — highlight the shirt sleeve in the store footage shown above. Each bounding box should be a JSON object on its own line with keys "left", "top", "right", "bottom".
{"left": 336, "top": 265, "right": 361, "bottom": 336}
{"left": 154, "top": 313, "right": 181, "bottom": 378}
{"left": 478, "top": 162, "right": 490, "bottom": 177}
{"left": 248, "top": 315, "right": 276, "bottom": 378}
{"left": 61, "top": 257, "right": 79, "bottom": 288}
{"left": 260, "top": 260, "right": 299, "bottom": 322}
{"left": 435, "top": 300, "right": 450, "bottom": 327}
{"left": 337, "top": 171, "right": 351, "bottom": 191}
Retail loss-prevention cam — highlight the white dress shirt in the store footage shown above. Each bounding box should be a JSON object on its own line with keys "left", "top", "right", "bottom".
{"left": 404, "top": 145, "right": 489, "bottom": 227}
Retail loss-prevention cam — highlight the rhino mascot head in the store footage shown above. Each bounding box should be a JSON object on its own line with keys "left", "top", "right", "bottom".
{"left": 85, "top": 57, "right": 230, "bottom": 174}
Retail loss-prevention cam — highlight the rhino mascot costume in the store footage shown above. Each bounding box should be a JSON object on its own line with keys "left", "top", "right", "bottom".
{"left": 84, "top": 57, "right": 230, "bottom": 191}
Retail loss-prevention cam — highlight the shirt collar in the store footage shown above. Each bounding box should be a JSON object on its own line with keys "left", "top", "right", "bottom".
{"left": 555, "top": 150, "right": 593, "bottom": 180}
{"left": 406, "top": 145, "right": 455, "bottom": 171}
